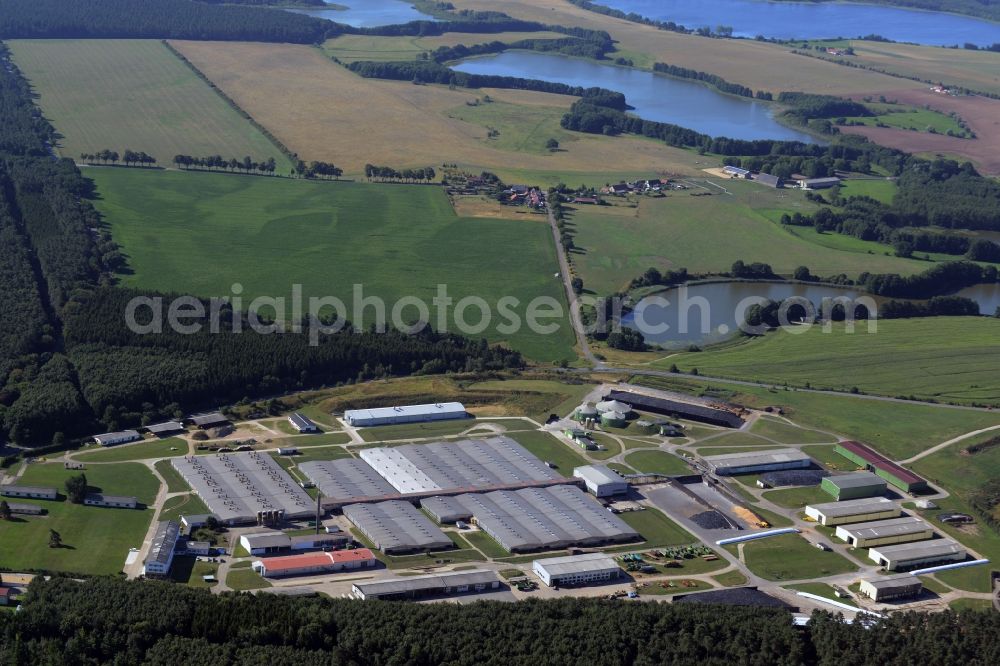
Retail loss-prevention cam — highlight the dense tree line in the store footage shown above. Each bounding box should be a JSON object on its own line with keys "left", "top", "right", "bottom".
{"left": 857, "top": 261, "right": 993, "bottom": 298}
{"left": 196, "top": 0, "right": 325, "bottom": 6}
{"left": 173, "top": 154, "right": 278, "bottom": 176}
{"left": 4, "top": 577, "right": 1000, "bottom": 665}
{"left": 0, "top": 46, "right": 520, "bottom": 445}
{"left": 653, "top": 62, "right": 761, "bottom": 99}
{"left": 364, "top": 164, "right": 436, "bottom": 183}
{"left": 0, "top": 0, "right": 338, "bottom": 42}
{"left": 777, "top": 92, "right": 872, "bottom": 124}
{"left": 431, "top": 34, "right": 614, "bottom": 63}
{"left": 80, "top": 149, "right": 157, "bottom": 167}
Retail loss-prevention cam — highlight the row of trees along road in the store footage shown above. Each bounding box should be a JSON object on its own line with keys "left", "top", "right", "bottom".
{"left": 364, "top": 164, "right": 437, "bottom": 183}
{"left": 80, "top": 150, "right": 156, "bottom": 167}
{"left": 173, "top": 154, "right": 278, "bottom": 175}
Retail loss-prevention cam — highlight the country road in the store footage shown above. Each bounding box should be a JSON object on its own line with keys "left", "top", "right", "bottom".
{"left": 547, "top": 205, "right": 596, "bottom": 364}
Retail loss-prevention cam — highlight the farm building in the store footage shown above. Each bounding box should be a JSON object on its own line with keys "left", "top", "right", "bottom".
{"left": 420, "top": 485, "right": 638, "bottom": 553}
{"left": 805, "top": 497, "right": 902, "bottom": 526}
{"left": 142, "top": 520, "right": 180, "bottom": 577}
{"left": 0, "top": 485, "right": 57, "bottom": 500}
{"left": 754, "top": 173, "right": 782, "bottom": 188}
{"left": 343, "top": 402, "right": 466, "bottom": 427}
{"left": 799, "top": 177, "right": 840, "bottom": 190}
{"left": 288, "top": 413, "right": 319, "bottom": 433}
{"left": 820, "top": 472, "right": 887, "bottom": 500}
{"left": 351, "top": 570, "right": 500, "bottom": 601}
{"left": 605, "top": 391, "right": 745, "bottom": 428}
{"left": 723, "top": 165, "right": 751, "bottom": 178}
{"left": 172, "top": 452, "right": 314, "bottom": 525}
{"left": 834, "top": 441, "right": 928, "bottom": 493}
{"left": 703, "top": 448, "right": 812, "bottom": 476}
{"left": 860, "top": 573, "right": 923, "bottom": 602}
{"left": 93, "top": 430, "right": 141, "bottom": 447}
{"left": 574, "top": 465, "right": 628, "bottom": 497}
{"left": 868, "top": 539, "right": 965, "bottom": 571}
{"left": 343, "top": 500, "right": 452, "bottom": 554}
{"left": 834, "top": 516, "right": 934, "bottom": 548}
{"left": 240, "top": 531, "right": 291, "bottom": 556}
{"left": 189, "top": 412, "right": 229, "bottom": 429}
{"left": 253, "top": 548, "right": 376, "bottom": 578}
{"left": 84, "top": 494, "right": 138, "bottom": 509}
{"left": 277, "top": 447, "right": 299, "bottom": 456}
{"left": 145, "top": 421, "right": 185, "bottom": 437}
{"left": 574, "top": 403, "right": 599, "bottom": 422}
{"left": 532, "top": 552, "right": 622, "bottom": 587}
{"left": 6, "top": 502, "right": 44, "bottom": 516}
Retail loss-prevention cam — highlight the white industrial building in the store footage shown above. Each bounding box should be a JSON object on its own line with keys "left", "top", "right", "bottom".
{"left": 84, "top": 494, "right": 138, "bottom": 509}
{"left": 143, "top": 520, "right": 180, "bottom": 577}
{"left": 805, "top": 497, "right": 902, "bottom": 526}
{"left": 288, "top": 413, "right": 319, "bottom": 433}
{"left": 352, "top": 570, "right": 501, "bottom": 600}
{"left": 860, "top": 573, "right": 923, "bottom": 602}
{"left": 344, "top": 402, "right": 467, "bottom": 427}
{"left": 93, "top": 430, "right": 141, "bottom": 447}
{"left": 835, "top": 516, "right": 934, "bottom": 548}
{"left": 532, "top": 552, "right": 623, "bottom": 587}
{"left": 240, "top": 531, "right": 292, "bottom": 556}
{"left": 573, "top": 465, "right": 628, "bottom": 497}
{"left": 343, "top": 500, "right": 453, "bottom": 554}
{"left": 868, "top": 539, "right": 966, "bottom": 571}
{"left": 703, "top": 448, "right": 813, "bottom": 476}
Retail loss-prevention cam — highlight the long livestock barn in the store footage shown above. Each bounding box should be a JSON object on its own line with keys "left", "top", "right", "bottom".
{"left": 804, "top": 497, "right": 902, "bottom": 526}
{"left": 343, "top": 500, "right": 453, "bottom": 554}
{"left": 834, "top": 516, "right": 934, "bottom": 548}
{"left": 703, "top": 448, "right": 813, "bottom": 476}
{"left": 171, "top": 452, "right": 314, "bottom": 525}
{"left": 834, "top": 441, "right": 928, "bottom": 493}
{"left": 299, "top": 458, "right": 399, "bottom": 505}
{"left": 421, "top": 485, "right": 639, "bottom": 553}
{"left": 344, "top": 402, "right": 467, "bottom": 427}
{"left": 604, "top": 391, "right": 745, "bottom": 428}
{"left": 868, "top": 539, "right": 965, "bottom": 571}
{"left": 351, "top": 570, "right": 501, "bottom": 601}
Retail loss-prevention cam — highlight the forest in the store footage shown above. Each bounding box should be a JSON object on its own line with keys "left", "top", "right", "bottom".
{"left": 2, "top": 577, "right": 999, "bottom": 666}
{"left": 0, "top": 46, "right": 521, "bottom": 446}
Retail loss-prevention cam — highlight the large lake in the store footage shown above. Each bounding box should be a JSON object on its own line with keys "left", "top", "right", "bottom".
{"left": 289, "top": 0, "right": 438, "bottom": 28}
{"left": 452, "top": 51, "right": 817, "bottom": 142}
{"left": 599, "top": 0, "right": 1000, "bottom": 46}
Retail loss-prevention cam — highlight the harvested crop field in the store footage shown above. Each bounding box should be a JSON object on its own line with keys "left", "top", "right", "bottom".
{"left": 843, "top": 89, "right": 1000, "bottom": 174}
{"left": 170, "top": 40, "right": 706, "bottom": 181}
{"left": 323, "top": 32, "right": 567, "bottom": 63}
{"left": 8, "top": 39, "right": 287, "bottom": 167}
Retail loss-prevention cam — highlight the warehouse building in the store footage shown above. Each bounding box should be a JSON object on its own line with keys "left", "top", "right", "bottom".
{"left": 343, "top": 500, "right": 453, "bottom": 554}
{"left": 573, "top": 465, "right": 628, "bottom": 497}
{"left": 84, "top": 494, "right": 138, "bottom": 509}
{"left": 834, "top": 441, "right": 928, "bottom": 493}
{"left": 344, "top": 402, "right": 467, "bottom": 427}
{"left": 0, "top": 485, "right": 57, "bottom": 500}
{"left": 868, "top": 539, "right": 965, "bottom": 571}
{"left": 605, "top": 391, "right": 745, "bottom": 429}
{"left": 835, "top": 516, "right": 934, "bottom": 548}
{"left": 532, "top": 552, "right": 623, "bottom": 587}
{"left": 253, "top": 548, "right": 376, "bottom": 578}
{"left": 352, "top": 569, "right": 501, "bottom": 601}
{"left": 146, "top": 421, "right": 185, "bottom": 437}
{"left": 172, "top": 452, "right": 314, "bottom": 525}
{"left": 143, "top": 520, "right": 180, "bottom": 577}
{"left": 93, "top": 430, "right": 141, "bottom": 447}
{"left": 860, "top": 573, "right": 923, "bottom": 602}
{"left": 240, "top": 531, "right": 292, "bottom": 556}
{"left": 820, "top": 472, "right": 887, "bottom": 500}
{"left": 288, "top": 413, "right": 319, "bottom": 433}
{"left": 6, "top": 502, "right": 44, "bottom": 516}
{"left": 703, "top": 448, "right": 813, "bottom": 476}
{"left": 421, "top": 485, "right": 638, "bottom": 553}
{"left": 799, "top": 176, "right": 841, "bottom": 190}
{"left": 805, "top": 497, "right": 901, "bottom": 526}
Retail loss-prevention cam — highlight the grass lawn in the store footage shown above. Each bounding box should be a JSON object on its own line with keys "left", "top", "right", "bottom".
{"left": 736, "top": 534, "right": 856, "bottom": 581}
{"left": 159, "top": 493, "right": 210, "bottom": 523}
{"left": 948, "top": 598, "right": 995, "bottom": 611}
{"left": 786, "top": 582, "right": 857, "bottom": 607}
{"left": 276, "top": 433, "right": 353, "bottom": 448}
{"left": 507, "top": 431, "right": 588, "bottom": 476}
{"left": 919, "top": 575, "right": 953, "bottom": 595}
{"left": 933, "top": 564, "right": 993, "bottom": 594}
{"left": 801, "top": 445, "right": 858, "bottom": 472}
{"left": 639, "top": 579, "right": 713, "bottom": 595}
{"left": 75, "top": 437, "right": 187, "bottom": 463}
{"left": 623, "top": 450, "right": 691, "bottom": 476}
{"left": 154, "top": 459, "right": 191, "bottom": 493}
{"left": 499, "top": 568, "right": 526, "bottom": 579}
{"left": 19, "top": 462, "right": 160, "bottom": 505}
{"left": 466, "top": 379, "right": 595, "bottom": 423}
{"left": 226, "top": 568, "right": 271, "bottom": 591}
{"left": 8, "top": 39, "right": 286, "bottom": 167}
{"left": 89, "top": 168, "right": 573, "bottom": 361}
{"left": 712, "top": 570, "right": 748, "bottom": 587}
{"left": 613, "top": 508, "right": 696, "bottom": 549}
{"left": 835, "top": 179, "right": 897, "bottom": 204}
{"left": 844, "top": 105, "right": 967, "bottom": 136}
{"left": 607, "top": 462, "right": 636, "bottom": 475}
{"left": 750, "top": 418, "right": 836, "bottom": 445}
{"left": 588, "top": 433, "right": 623, "bottom": 460}
{"left": 762, "top": 486, "right": 831, "bottom": 510}
{"left": 692, "top": 433, "right": 776, "bottom": 448}
{"left": 463, "top": 530, "right": 510, "bottom": 558}
{"left": 358, "top": 419, "right": 482, "bottom": 443}
{"left": 658, "top": 318, "right": 1000, "bottom": 407}
{"left": 170, "top": 556, "right": 219, "bottom": 588}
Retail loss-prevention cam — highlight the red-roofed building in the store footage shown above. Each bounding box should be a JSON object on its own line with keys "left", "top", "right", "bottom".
{"left": 252, "top": 549, "right": 377, "bottom": 578}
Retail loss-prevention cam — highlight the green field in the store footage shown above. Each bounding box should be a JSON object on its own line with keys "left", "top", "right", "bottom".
{"left": 159, "top": 493, "right": 210, "bottom": 523}
{"left": 19, "top": 462, "right": 160, "bottom": 505}
{"left": 75, "top": 437, "right": 187, "bottom": 463}
{"left": 570, "top": 179, "right": 929, "bottom": 295}
{"left": 623, "top": 450, "right": 691, "bottom": 476}
{"left": 357, "top": 419, "right": 482, "bottom": 443}
{"left": 785, "top": 582, "right": 858, "bottom": 607}
{"left": 463, "top": 530, "right": 510, "bottom": 558}
{"left": 844, "top": 104, "right": 968, "bottom": 137}
{"left": 615, "top": 507, "right": 696, "bottom": 548}
{"left": 658, "top": 318, "right": 1000, "bottom": 406}
{"left": 762, "top": 485, "right": 830, "bottom": 509}
{"left": 834, "top": 179, "right": 898, "bottom": 204}
{"left": 507, "top": 431, "right": 588, "bottom": 476}
{"left": 226, "top": 568, "right": 271, "bottom": 591}
{"left": 88, "top": 168, "right": 575, "bottom": 361}
{"left": 735, "top": 534, "right": 856, "bottom": 581}
{"left": 749, "top": 418, "right": 836, "bottom": 444}
{"left": 154, "top": 459, "right": 190, "bottom": 493}
{"left": 8, "top": 39, "right": 287, "bottom": 168}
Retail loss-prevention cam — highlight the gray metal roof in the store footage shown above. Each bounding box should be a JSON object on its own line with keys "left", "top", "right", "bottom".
{"left": 299, "top": 458, "right": 397, "bottom": 503}
{"left": 171, "top": 452, "right": 314, "bottom": 523}
{"left": 422, "top": 485, "right": 638, "bottom": 552}
{"left": 353, "top": 569, "right": 499, "bottom": 597}
{"left": 147, "top": 520, "right": 180, "bottom": 565}
{"left": 146, "top": 421, "right": 184, "bottom": 435}
{"left": 0, "top": 485, "right": 57, "bottom": 496}
{"left": 836, "top": 517, "right": 932, "bottom": 540}
{"left": 190, "top": 412, "right": 227, "bottom": 426}
{"left": 864, "top": 573, "right": 922, "bottom": 590}
{"left": 186, "top": 541, "right": 211, "bottom": 550}
{"left": 869, "top": 539, "right": 964, "bottom": 561}
{"left": 289, "top": 413, "right": 317, "bottom": 430}
{"left": 825, "top": 472, "right": 886, "bottom": 489}
{"left": 94, "top": 430, "right": 140, "bottom": 443}
{"left": 807, "top": 497, "right": 898, "bottom": 518}
{"left": 85, "top": 493, "right": 137, "bottom": 505}
{"left": 242, "top": 532, "right": 291, "bottom": 549}
{"left": 573, "top": 465, "right": 626, "bottom": 488}
{"left": 345, "top": 402, "right": 465, "bottom": 423}
{"left": 344, "top": 500, "right": 452, "bottom": 552}
{"left": 703, "top": 448, "right": 812, "bottom": 469}
{"left": 533, "top": 552, "right": 620, "bottom": 576}
{"left": 7, "top": 502, "right": 44, "bottom": 514}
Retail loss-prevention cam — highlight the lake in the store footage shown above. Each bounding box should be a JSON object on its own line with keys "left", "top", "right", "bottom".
{"left": 451, "top": 51, "right": 817, "bottom": 142}
{"left": 599, "top": 0, "right": 1000, "bottom": 47}
{"left": 956, "top": 283, "right": 1000, "bottom": 315}
{"left": 288, "top": 0, "right": 438, "bottom": 28}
